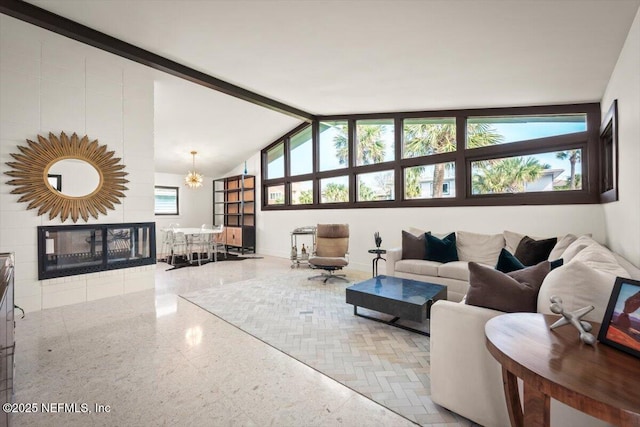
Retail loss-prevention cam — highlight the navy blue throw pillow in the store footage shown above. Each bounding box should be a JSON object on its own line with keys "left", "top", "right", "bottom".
{"left": 425, "top": 232, "right": 458, "bottom": 263}
{"left": 495, "top": 248, "right": 526, "bottom": 273}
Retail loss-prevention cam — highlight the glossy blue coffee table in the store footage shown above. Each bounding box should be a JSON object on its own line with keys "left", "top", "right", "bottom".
{"left": 345, "top": 275, "right": 447, "bottom": 336}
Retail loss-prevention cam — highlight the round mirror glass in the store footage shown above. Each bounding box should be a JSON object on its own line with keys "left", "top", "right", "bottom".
{"left": 47, "top": 159, "right": 101, "bottom": 197}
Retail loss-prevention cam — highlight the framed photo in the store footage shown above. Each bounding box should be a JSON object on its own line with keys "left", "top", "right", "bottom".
{"left": 598, "top": 277, "right": 640, "bottom": 358}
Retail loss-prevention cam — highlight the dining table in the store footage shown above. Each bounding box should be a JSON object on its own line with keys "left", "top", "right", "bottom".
{"left": 162, "top": 227, "right": 225, "bottom": 265}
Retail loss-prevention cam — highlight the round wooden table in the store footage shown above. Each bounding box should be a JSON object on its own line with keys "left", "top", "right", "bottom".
{"left": 485, "top": 313, "right": 640, "bottom": 427}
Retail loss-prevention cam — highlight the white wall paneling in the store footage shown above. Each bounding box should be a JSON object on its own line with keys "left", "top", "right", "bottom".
{"left": 0, "top": 15, "right": 156, "bottom": 312}
{"left": 601, "top": 7, "right": 640, "bottom": 267}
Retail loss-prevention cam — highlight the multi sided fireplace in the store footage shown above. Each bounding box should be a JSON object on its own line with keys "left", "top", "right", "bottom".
{"left": 37, "top": 222, "right": 156, "bottom": 280}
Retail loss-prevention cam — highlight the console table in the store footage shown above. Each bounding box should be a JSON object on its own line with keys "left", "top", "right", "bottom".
{"left": 485, "top": 313, "right": 640, "bottom": 427}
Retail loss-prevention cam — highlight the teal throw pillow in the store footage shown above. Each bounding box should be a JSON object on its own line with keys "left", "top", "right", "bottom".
{"left": 425, "top": 232, "right": 458, "bottom": 263}
{"left": 496, "top": 248, "right": 564, "bottom": 274}
{"left": 495, "top": 248, "right": 525, "bottom": 273}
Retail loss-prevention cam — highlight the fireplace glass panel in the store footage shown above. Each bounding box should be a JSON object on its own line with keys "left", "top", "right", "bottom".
{"left": 38, "top": 222, "right": 156, "bottom": 280}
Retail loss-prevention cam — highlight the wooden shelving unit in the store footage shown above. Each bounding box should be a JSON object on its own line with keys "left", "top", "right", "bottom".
{"left": 213, "top": 174, "right": 256, "bottom": 254}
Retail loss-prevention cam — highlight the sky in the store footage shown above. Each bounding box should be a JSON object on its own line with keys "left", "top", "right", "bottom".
{"left": 614, "top": 282, "right": 640, "bottom": 320}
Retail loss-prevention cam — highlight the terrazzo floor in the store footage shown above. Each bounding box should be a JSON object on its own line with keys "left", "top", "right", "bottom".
{"left": 12, "top": 255, "right": 474, "bottom": 426}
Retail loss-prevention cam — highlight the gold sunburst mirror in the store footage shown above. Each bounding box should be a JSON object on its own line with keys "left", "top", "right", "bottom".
{"left": 4, "top": 132, "right": 129, "bottom": 223}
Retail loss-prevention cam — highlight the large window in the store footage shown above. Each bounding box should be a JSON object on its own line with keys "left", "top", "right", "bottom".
{"left": 261, "top": 103, "right": 600, "bottom": 210}
{"left": 319, "top": 120, "right": 348, "bottom": 171}
{"left": 403, "top": 118, "right": 456, "bottom": 158}
{"left": 355, "top": 119, "right": 395, "bottom": 166}
{"left": 466, "top": 114, "right": 587, "bottom": 148}
{"left": 154, "top": 186, "right": 179, "bottom": 215}
{"left": 291, "top": 180, "right": 313, "bottom": 205}
{"left": 357, "top": 170, "right": 394, "bottom": 202}
{"left": 471, "top": 150, "right": 583, "bottom": 195}
{"left": 266, "top": 142, "right": 284, "bottom": 179}
{"left": 320, "top": 176, "right": 349, "bottom": 203}
{"left": 404, "top": 162, "right": 455, "bottom": 199}
{"left": 290, "top": 127, "right": 312, "bottom": 176}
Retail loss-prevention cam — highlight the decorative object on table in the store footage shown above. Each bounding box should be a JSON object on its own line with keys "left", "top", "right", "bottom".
{"left": 549, "top": 295, "right": 596, "bottom": 345}
{"left": 185, "top": 150, "right": 203, "bottom": 189}
{"left": 243, "top": 160, "right": 248, "bottom": 175}
{"left": 374, "top": 231, "right": 382, "bottom": 248}
{"left": 597, "top": 277, "right": 640, "bottom": 358}
{"left": 367, "top": 248, "right": 387, "bottom": 277}
{"left": 4, "top": 131, "right": 128, "bottom": 223}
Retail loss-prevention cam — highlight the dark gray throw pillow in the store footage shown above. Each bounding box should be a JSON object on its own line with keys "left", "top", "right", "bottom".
{"left": 514, "top": 235, "right": 557, "bottom": 266}
{"left": 402, "top": 230, "right": 426, "bottom": 260}
{"left": 465, "top": 261, "right": 550, "bottom": 313}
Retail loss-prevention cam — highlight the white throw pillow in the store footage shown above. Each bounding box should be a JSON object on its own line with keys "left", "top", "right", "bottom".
{"left": 548, "top": 234, "right": 577, "bottom": 261}
{"left": 538, "top": 260, "right": 617, "bottom": 323}
{"left": 504, "top": 230, "right": 525, "bottom": 254}
{"left": 561, "top": 235, "right": 597, "bottom": 262}
{"left": 408, "top": 227, "right": 426, "bottom": 237}
{"left": 571, "top": 243, "right": 629, "bottom": 277}
{"left": 457, "top": 231, "right": 504, "bottom": 266}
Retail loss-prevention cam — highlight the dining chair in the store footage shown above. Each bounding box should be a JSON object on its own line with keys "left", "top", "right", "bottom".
{"left": 210, "top": 225, "right": 226, "bottom": 262}
{"left": 200, "top": 224, "right": 226, "bottom": 262}
{"left": 168, "top": 231, "right": 189, "bottom": 265}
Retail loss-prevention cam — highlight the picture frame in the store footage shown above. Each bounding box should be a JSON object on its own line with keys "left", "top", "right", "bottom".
{"left": 598, "top": 277, "right": 640, "bottom": 358}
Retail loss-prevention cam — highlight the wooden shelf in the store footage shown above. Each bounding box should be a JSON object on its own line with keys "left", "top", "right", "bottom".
{"left": 213, "top": 174, "right": 256, "bottom": 254}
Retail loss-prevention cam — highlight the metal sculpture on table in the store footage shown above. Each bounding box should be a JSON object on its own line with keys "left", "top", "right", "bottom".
{"left": 374, "top": 231, "right": 382, "bottom": 248}
{"left": 549, "top": 295, "right": 596, "bottom": 345}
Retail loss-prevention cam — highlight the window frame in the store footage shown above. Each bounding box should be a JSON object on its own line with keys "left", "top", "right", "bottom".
{"left": 154, "top": 186, "right": 179, "bottom": 216}
{"left": 599, "top": 100, "right": 618, "bottom": 203}
{"left": 261, "top": 103, "right": 601, "bottom": 210}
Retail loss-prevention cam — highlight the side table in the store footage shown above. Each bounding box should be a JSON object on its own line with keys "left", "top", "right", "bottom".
{"left": 485, "top": 312, "right": 640, "bottom": 427}
{"left": 367, "top": 248, "right": 386, "bottom": 277}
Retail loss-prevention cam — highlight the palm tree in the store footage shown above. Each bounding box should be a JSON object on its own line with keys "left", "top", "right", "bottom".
{"left": 358, "top": 182, "right": 376, "bottom": 201}
{"left": 322, "top": 183, "right": 348, "bottom": 203}
{"left": 472, "top": 157, "right": 550, "bottom": 194}
{"left": 404, "top": 167, "right": 422, "bottom": 199}
{"left": 298, "top": 190, "right": 313, "bottom": 204}
{"left": 556, "top": 150, "right": 581, "bottom": 190}
{"left": 403, "top": 122, "right": 503, "bottom": 197}
{"left": 554, "top": 173, "right": 582, "bottom": 191}
{"left": 334, "top": 124, "right": 386, "bottom": 166}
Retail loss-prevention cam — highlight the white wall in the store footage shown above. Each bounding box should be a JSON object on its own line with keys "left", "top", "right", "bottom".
{"left": 601, "top": 7, "right": 640, "bottom": 267}
{"left": 227, "top": 153, "right": 606, "bottom": 273}
{"left": 154, "top": 172, "right": 213, "bottom": 255}
{"left": 0, "top": 16, "right": 156, "bottom": 312}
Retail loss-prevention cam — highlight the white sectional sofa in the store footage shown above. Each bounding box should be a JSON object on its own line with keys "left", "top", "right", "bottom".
{"left": 386, "top": 229, "right": 515, "bottom": 302}
{"left": 397, "top": 232, "right": 639, "bottom": 427}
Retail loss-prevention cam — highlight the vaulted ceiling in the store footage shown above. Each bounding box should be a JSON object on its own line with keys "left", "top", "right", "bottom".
{"left": 25, "top": 0, "right": 640, "bottom": 177}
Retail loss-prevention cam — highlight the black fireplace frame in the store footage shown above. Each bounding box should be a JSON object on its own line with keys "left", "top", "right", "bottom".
{"left": 37, "top": 222, "right": 156, "bottom": 280}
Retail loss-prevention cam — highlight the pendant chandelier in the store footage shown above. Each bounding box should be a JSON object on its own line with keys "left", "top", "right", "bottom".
{"left": 185, "top": 150, "right": 203, "bottom": 189}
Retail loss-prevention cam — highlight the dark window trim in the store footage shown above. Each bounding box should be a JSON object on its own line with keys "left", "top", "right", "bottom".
{"left": 599, "top": 100, "right": 619, "bottom": 203}
{"left": 154, "top": 186, "right": 179, "bottom": 216}
{"left": 261, "top": 102, "right": 601, "bottom": 210}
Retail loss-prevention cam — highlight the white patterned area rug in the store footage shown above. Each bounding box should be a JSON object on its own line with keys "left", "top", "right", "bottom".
{"left": 181, "top": 269, "right": 454, "bottom": 425}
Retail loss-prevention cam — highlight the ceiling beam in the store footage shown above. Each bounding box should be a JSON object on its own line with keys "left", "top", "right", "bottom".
{"left": 0, "top": 0, "right": 315, "bottom": 123}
